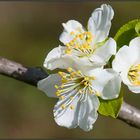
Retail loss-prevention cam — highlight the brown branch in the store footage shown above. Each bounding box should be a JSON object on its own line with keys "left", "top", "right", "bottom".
{"left": 0, "top": 57, "right": 48, "bottom": 86}
{"left": 118, "top": 101, "right": 140, "bottom": 128}
{"left": 0, "top": 56, "right": 140, "bottom": 129}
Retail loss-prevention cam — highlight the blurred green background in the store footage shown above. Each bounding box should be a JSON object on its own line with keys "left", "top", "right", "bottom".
{"left": 0, "top": 1, "right": 140, "bottom": 138}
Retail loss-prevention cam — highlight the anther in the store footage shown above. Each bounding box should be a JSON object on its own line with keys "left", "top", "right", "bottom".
{"left": 70, "top": 31, "right": 75, "bottom": 35}
{"left": 61, "top": 84, "right": 64, "bottom": 88}
{"left": 56, "top": 92, "right": 60, "bottom": 96}
{"left": 84, "top": 81, "right": 88, "bottom": 86}
{"left": 96, "top": 92, "right": 101, "bottom": 97}
{"left": 60, "top": 96, "right": 64, "bottom": 100}
{"left": 70, "top": 105, "right": 74, "bottom": 110}
{"left": 58, "top": 71, "right": 64, "bottom": 76}
{"left": 67, "top": 67, "right": 73, "bottom": 72}
{"left": 77, "top": 70, "right": 82, "bottom": 75}
{"left": 61, "top": 104, "right": 66, "bottom": 109}
{"left": 65, "top": 49, "right": 72, "bottom": 54}
{"left": 70, "top": 96, "right": 74, "bottom": 100}
{"left": 89, "top": 89, "right": 93, "bottom": 94}
{"left": 66, "top": 43, "right": 70, "bottom": 47}
{"left": 54, "top": 85, "right": 59, "bottom": 89}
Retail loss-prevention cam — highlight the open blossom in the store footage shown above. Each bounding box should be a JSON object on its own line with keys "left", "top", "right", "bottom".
{"left": 44, "top": 4, "right": 116, "bottom": 72}
{"left": 37, "top": 4, "right": 121, "bottom": 132}
{"left": 38, "top": 67, "right": 121, "bottom": 131}
{"left": 113, "top": 37, "right": 140, "bottom": 93}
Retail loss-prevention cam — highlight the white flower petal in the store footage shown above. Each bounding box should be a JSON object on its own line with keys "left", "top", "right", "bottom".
{"left": 91, "top": 68, "right": 121, "bottom": 100}
{"left": 37, "top": 74, "right": 61, "bottom": 98}
{"left": 112, "top": 45, "right": 136, "bottom": 73}
{"left": 62, "top": 20, "right": 83, "bottom": 33}
{"left": 54, "top": 89, "right": 100, "bottom": 131}
{"left": 44, "top": 45, "right": 103, "bottom": 72}
{"left": 113, "top": 37, "right": 140, "bottom": 74}
{"left": 128, "top": 85, "right": 140, "bottom": 94}
{"left": 71, "top": 56, "right": 102, "bottom": 74}
{"left": 60, "top": 20, "right": 84, "bottom": 44}
{"left": 88, "top": 4, "right": 114, "bottom": 43}
{"left": 129, "top": 37, "right": 140, "bottom": 58}
{"left": 112, "top": 38, "right": 140, "bottom": 86}
{"left": 54, "top": 91, "right": 80, "bottom": 129}
{"left": 113, "top": 37, "right": 140, "bottom": 94}
{"left": 89, "top": 38, "right": 116, "bottom": 64}
{"left": 44, "top": 45, "right": 77, "bottom": 70}
{"left": 78, "top": 94, "right": 99, "bottom": 131}
{"left": 59, "top": 31, "right": 74, "bottom": 45}
{"left": 120, "top": 71, "right": 131, "bottom": 85}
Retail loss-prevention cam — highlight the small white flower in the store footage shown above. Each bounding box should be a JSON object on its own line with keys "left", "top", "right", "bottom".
{"left": 113, "top": 37, "right": 140, "bottom": 93}
{"left": 38, "top": 67, "right": 121, "bottom": 131}
{"left": 44, "top": 4, "right": 116, "bottom": 72}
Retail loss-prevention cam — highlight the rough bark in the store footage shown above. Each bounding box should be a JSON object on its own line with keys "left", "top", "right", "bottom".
{"left": 0, "top": 57, "right": 48, "bottom": 86}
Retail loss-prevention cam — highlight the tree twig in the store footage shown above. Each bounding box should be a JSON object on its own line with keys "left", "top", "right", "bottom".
{"left": 0, "top": 57, "right": 48, "bottom": 86}
{"left": 0, "top": 56, "right": 140, "bottom": 129}
{"left": 118, "top": 101, "right": 140, "bottom": 128}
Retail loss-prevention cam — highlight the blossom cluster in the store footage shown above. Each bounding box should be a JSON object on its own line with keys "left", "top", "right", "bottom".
{"left": 37, "top": 4, "right": 140, "bottom": 131}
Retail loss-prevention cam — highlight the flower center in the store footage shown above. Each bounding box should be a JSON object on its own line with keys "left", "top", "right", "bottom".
{"left": 65, "top": 31, "right": 94, "bottom": 57}
{"left": 128, "top": 64, "right": 140, "bottom": 86}
{"left": 54, "top": 67, "right": 96, "bottom": 110}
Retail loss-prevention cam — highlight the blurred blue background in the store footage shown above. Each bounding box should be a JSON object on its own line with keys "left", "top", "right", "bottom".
{"left": 0, "top": 1, "right": 140, "bottom": 138}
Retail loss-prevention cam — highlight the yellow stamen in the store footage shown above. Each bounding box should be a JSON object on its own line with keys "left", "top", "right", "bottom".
{"left": 96, "top": 92, "right": 101, "bottom": 97}
{"left": 79, "top": 34, "right": 84, "bottom": 40}
{"left": 67, "top": 67, "right": 73, "bottom": 72}
{"left": 69, "top": 77, "right": 73, "bottom": 80}
{"left": 71, "top": 72, "right": 76, "bottom": 77}
{"left": 61, "top": 84, "right": 64, "bottom": 88}
{"left": 89, "top": 89, "right": 93, "bottom": 94}
{"left": 84, "top": 76, "right": 89, "bottom": 81}
{"left": 66, "top": 43, "right": 70, "bottom": 47}
{"left": 61, "top": 78, "right": 67, "bottom": 83}
{"left": 70, "top": 31, "right": 75, "bottom": 35}
{"left": 79, "top": 90, "right": 83, "bottom": 94}
{"left": 58, "top": 71, "right": 64, "bottom": 76}
{"left": 61, "top": 104, "right": 66, "bottom": 109}
{"left": 56, "top": 69, "right": 96, "bottom": 105}
{"left": 60, "top": 96, "right": 64, "bottom": 100}
{"left": 84, "top": 81, "right": 88, "bottom": 86}
{"left": 77, "top": 70, "right": 82, "bottom": 75}
{"left": 64, "top": 31, "right": 94, "bottom": 56}
{"left": 62, "top": 75, "right": 67, "bottom": 79}
{"left": 56, "top": 92, "right": 60, "bottom": 96}
{"left": 70, "top": 105, "right": 74, "bottom": 110}
{"left": 70, "top": 96, "right": 74, "bottom": 100}
{"left": 65, "top": 49, "right": 72, "bottom": 54}
{"left": 74, "top": 45, "right": 78, "bottom": 49}
{"left": 90, "top": 76, "right": 96, "bottom": 80}
{"left": 54, "top": 85, "right": 59, "bottom": 89}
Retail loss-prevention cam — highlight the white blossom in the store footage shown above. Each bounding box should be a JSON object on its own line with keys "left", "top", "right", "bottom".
{"left": 38, "top": 67, "right": 121, "bottom": 131}
{"left": 44, "top": 4, "right": 116, "bottom": 72}
{"left": 37, "top": 4, "right": 121, "bottom": 132}
{"left": 113, "top": 37, "right": 140, "bottom": 93}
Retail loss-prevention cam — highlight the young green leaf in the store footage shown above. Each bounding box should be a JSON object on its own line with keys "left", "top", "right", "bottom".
{"left": 135, "top": 21, "right": 140, "bottom": 36}
{"left": 114, "top": 19, "right": 140, "bottom": 49}
{"left": 98, "top": 88, "right": 123, "bottom": 118}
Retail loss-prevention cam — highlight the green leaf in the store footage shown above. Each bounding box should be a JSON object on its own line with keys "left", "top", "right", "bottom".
{"left": 114, "top": 19, "right": 140, "bottom": 49}
{"left": 98, "top": 88, "right": 123, "bottom": 118}
{"left": 135, "top": 21, "right": 140, "bottom": 36}
{"left": 94, "top": 37, "right": 109, "bottom": 50}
